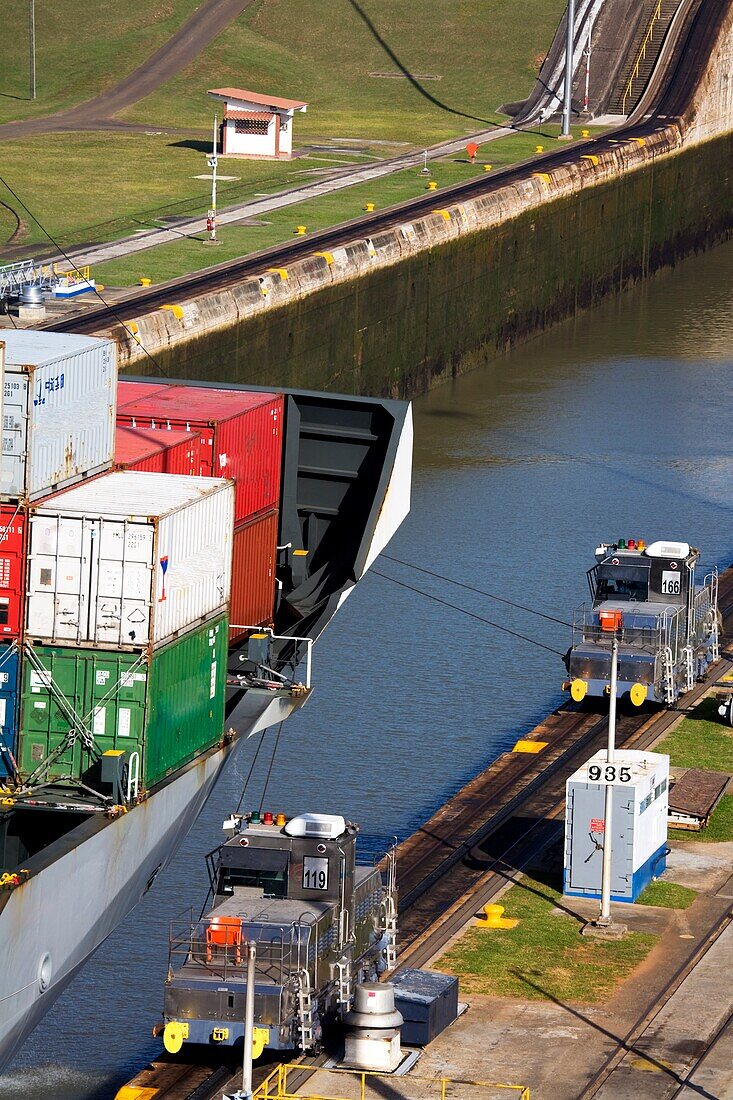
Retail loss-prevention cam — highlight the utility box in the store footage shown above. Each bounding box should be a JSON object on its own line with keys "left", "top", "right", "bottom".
{"left": 564, "top": 749, "right": 669, "bottom": 903}
{"left": 390, "top": 968, "right": 459, "bottom": 1046}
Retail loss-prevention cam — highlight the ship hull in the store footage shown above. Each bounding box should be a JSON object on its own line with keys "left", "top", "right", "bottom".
{"left": 0, "top": 695, "right": 289, "bottom": 1069}
{"left": 0, "top": 388, "right": 413, "bottom": 1069}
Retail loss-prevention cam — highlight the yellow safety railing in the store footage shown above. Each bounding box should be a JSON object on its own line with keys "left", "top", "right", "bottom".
{"left": 55, "top": 265, "right": 91, "bottom": 284}
{"left": 254, "top": 1063, "right": 530, "bottom": 1100}
{"left": 621, "top": 0, "right": 663, "bottom": 114}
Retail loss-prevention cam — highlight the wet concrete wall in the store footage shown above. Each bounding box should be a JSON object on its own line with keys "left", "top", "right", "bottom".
{"left": 108, "top": 125, "right": 732, "bottom": 398}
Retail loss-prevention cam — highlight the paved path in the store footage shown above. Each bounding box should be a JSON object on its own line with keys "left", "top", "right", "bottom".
{"left": 45, "top": 126, "right": 513, "bottom": 270}
{"left": 594, "top": 920, "right": 733, "bottom": 1099}
{"left": 0, "top": 0, "right": 255, "bottom": 142}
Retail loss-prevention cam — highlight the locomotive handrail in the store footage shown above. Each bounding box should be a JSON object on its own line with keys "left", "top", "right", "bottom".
{"left": 572, "top": 602, "right": 685, "bottom": 660}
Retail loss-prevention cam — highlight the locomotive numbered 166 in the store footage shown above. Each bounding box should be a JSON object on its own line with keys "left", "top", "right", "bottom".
{"left": 564, "top": 539, "right": 719, "bottom": 706}
{"left": 160, "top": 812, "right": 397, "bottom": 1056}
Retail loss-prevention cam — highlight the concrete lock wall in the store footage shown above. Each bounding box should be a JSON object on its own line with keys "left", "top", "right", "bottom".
{"left": 103, "top": 10, "right": 733, "bottom": 398}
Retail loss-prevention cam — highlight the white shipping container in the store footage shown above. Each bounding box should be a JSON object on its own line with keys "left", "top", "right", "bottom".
{"left": 1, "top": 330, "right": 117, "bottom": 501}
{"left": 26, "top": 471, "right": 234, "bottom": 649}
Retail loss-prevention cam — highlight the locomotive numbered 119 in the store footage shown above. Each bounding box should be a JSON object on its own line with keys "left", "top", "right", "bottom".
{"left": 564, "top": 539, "right": 719, "bottom": 706}
{"left": 160, "top": 812, "right": 397, "bottom": 1056}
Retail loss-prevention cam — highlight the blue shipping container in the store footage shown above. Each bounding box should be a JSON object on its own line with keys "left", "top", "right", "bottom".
{"left": 0, "top": 644, "right": 20, "bottom": 779}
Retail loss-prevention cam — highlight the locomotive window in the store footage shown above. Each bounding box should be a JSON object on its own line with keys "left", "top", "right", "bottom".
{"left": 219, "top": 867, "right": 287, "bottom": 898}
{"left": 595, "top": 565, "right": 648, "bottom": 603}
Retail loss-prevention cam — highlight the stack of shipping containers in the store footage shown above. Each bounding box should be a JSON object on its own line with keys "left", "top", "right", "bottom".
{"left": 0, "top": 332, "right": 284, "bottom": 795}
{"left": 0, "top": 331, "right": 118, "bottom": 781}
{"left": 23, "top": 471, "right": 234, "bottom": 788}
{"left": 117, "top": 385, "right": 283, "bottom": 643}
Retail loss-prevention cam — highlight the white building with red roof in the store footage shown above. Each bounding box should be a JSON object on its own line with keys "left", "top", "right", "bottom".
{"left": 208, "top": 87, "right": 307, "bottom": 159}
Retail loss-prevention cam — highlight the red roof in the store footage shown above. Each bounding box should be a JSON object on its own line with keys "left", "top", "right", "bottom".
{"left": 224, "top": 109, "right": 274, "bottom": 122}
{"left": 209, "top": 87, "right": 307, "bottom": 110}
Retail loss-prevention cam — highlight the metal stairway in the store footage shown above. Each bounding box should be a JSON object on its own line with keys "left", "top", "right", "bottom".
{"left": 610, "top": 0, "right": 680, "bottom": 113}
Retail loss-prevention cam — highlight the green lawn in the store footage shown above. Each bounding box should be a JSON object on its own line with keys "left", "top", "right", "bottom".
{"left": 0, "top": 0, "right": 202, "bottom": 124}
{"left": 669, "top": 794, "right": 733, "bottom": 843}
{"left": 90, "top": 128, "right": 591, "bottom": 285}
{"left": 637, "top": 881, "right": 697, "bottom": 909}
{"left": 0, "top": 0, "right": 573, "bottom": 261}
{"left": 121, "top": 0, "right": 566, "bottom": 146}
{"left": 435, "top": 874, "right": 657, "bottom": 1003}
{"left": 655, "top": 697, "right": 733, "bottom": 772}
{"left": 0, "top": 132, "right": 301, "bottom": 252}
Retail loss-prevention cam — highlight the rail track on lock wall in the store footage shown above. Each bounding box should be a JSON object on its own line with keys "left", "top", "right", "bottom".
{"left": 390, "top": 562, "right": 733, "bottom": 970}
{"left": 125, "top": 563, "right": 733, "bottom": 1099}
{"left": 39, "top": 0, "right": 728, "bottom": 341}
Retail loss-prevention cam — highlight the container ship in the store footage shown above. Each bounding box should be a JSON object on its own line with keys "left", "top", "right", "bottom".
{"left": 0, "top": 330, "right": 412, "bottom": 1069}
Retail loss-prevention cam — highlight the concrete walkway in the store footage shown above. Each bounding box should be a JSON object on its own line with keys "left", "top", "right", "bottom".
{"left": 49, "top": 126, "right": 514, "bottom": 270}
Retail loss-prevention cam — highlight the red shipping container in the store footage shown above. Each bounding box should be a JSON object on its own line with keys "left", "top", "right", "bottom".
{"left": 114, "top": 426, "right": 200, "bottom": 475}
{"left": 118, "top": 386, "right": 283, "bottom": 524}
{"left": 117, "top": 380, "right": 170, "bottom": 409}
{"left": 0, "top": 504, "right": 26, "bottom": 638}
{"left": 229, "top": 509, "right": 278, "bottom": 643}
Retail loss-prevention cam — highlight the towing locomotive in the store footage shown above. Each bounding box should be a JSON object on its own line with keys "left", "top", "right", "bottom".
{"left": 160, "top": 811, "right": 397, "bottom": 1056}
{"left": 564, "top": 538, "right": 719, "bottom": 706}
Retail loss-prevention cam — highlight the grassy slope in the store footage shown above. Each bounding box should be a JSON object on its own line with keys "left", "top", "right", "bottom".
{"left": 0, "top": 132, "right": 302, "bottom": 251}
{"left": 93, "top": 131, "right": 576, "bottom": 285}
{"left": 123, "top": 0, "right": 564, "bottom": 144}
{"left": 436, "top": 874, "right": 656, "bottom": 1003}
{"left": 0, "top": 0, "right": 202, "bottom": 124}
{"left": 637, "top": 881, "right": 697, "bottom": 909}
{"left": 656, "top": 697, "right": 733, "bottom": 772}
{"left": 0, "top": 0, "right": 567, "bottom": 258}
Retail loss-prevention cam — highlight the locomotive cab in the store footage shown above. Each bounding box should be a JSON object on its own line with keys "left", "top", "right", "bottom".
{"left": 565, "top": 539, "right": 719, "bottom": 707}
{"left": 161, "top": 811, "right": 396, "bottom": 1057}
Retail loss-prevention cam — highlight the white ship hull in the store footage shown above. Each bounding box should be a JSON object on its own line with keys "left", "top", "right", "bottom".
{"left": 0, "top": 387, "right": 413, "bottom": 1069}
{"left": 0, "top": 691, "right": 302, "bottom": 1069}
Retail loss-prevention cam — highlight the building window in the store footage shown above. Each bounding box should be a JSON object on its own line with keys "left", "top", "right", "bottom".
{"left": 280, "top": 118, "right": 288, "bottom": 131}
{"left": 235, "top": 119, "right": 269, "bottom": 136}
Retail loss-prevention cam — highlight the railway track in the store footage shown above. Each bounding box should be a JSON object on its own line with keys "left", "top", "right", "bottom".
{"left": 37, "top": 0, "right": 726, "bottom": 343}
{"left": 391, "top": 562, "right": 733, "bottom": 964}
{"left": 578, "top": 908, "right": 733, "bottom": 1098}
{"left": 124, "top": 563, "right": 733, "bottom": 1097}
{"left": 667, "top": 1009, "right": 733, "bottom": 1099}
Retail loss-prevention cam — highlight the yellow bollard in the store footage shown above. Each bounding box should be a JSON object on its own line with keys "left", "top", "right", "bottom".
{"left": 363, "top": 202, "right": 375, "bottom": 212}
{"left": 483, "top": 164, "right": 492, "bottom": 172}
{"left": 295, "top": 225, "right": 307, "bottom": 235}
{"left": 535, "top": 144, "right": 544, "bottom": 153}
{"left": 427, "top": 180, "right": 438, "bottom": 190}
{"left": 139, "top": 277, "right": 152, "bottom": 287}
{"left": 581, "top": 129, "right": 590, "bottom": 137}
{"left": 476, "top": 903, "right": 518, "bottom": 929}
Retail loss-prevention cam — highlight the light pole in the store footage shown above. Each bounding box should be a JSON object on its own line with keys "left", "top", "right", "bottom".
{"left": 561, "top": 0, "right": 576, "bottom": 137}
{"left": 225, "top": 942, "right": 256, "bottom": 1100}
{"left": 29, "top": 0, "right": 36, "bottom": 100}
{"left": 598, "top": 634, "right": 618, "bottom": 924}
{"left": 206, "top": 113, "right": 219, "bottom": 244}
{"left": 583, "top": 24, "right": 592, "bottom": 115}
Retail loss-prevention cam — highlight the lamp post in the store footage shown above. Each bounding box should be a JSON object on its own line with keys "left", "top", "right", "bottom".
{"left": 583, "top": 25, "right": 592, "bottom": 114}
{"left": 29, "top": 0, "right": 36, "bottom": 100}
{"left": 206, "top": 113, "right": 219, "bottom": 244}
{"left": 598, "top": 634, "right": 618, "bottom": 924}
{"left": 224, "top": 942, "right": 256, "bottom": 1100}
{"left": 561, "top": 0, "right": 576, "bottom": 137}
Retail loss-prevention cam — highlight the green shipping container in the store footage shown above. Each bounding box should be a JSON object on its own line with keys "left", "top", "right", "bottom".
{"left": 19, "top": 614, "right": 228, "bottom": 789}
